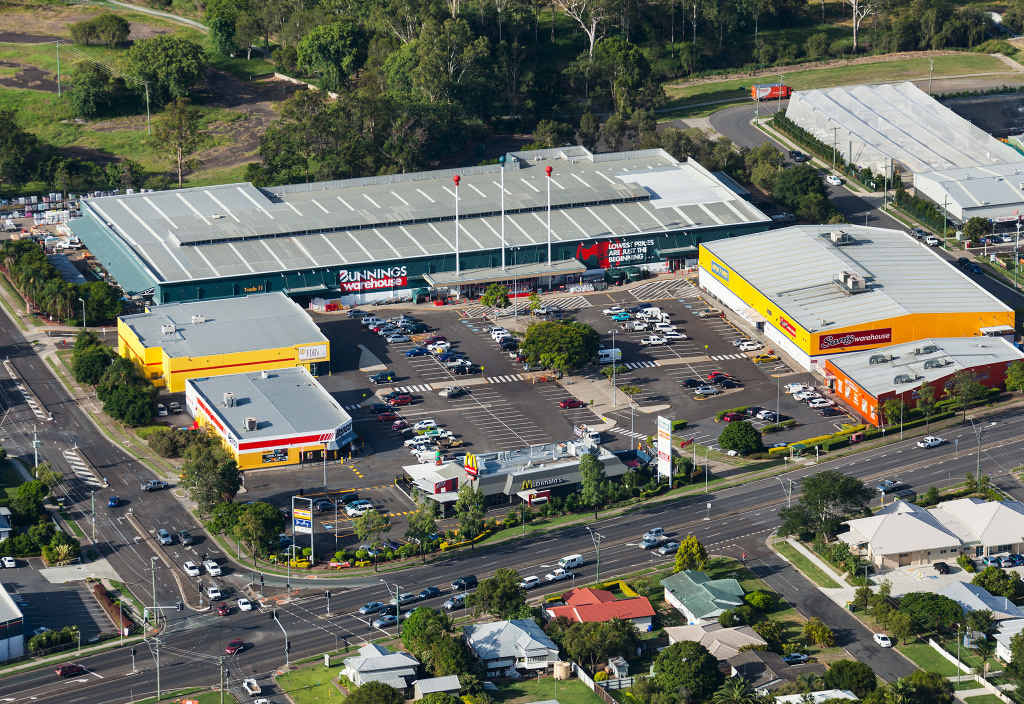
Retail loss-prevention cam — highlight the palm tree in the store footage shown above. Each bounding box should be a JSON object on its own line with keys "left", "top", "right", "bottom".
{"left": 713, "top": 677, "right": 760, "bottom": 704}
{"left": 887, "top": 679, "right": 914, "bottom": 704}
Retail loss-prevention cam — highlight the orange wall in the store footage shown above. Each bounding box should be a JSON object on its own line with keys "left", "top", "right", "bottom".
{"left": 824, "top": 360, "right": 880, "bottom": 425}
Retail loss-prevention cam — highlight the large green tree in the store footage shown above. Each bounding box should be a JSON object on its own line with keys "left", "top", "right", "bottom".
{"left": 1007, "top": 360, "right": 1024, "bottom": 394}
{"left": 480, "top": 283, "right": 510, "bottom": 309}
{"left": 561, "top": 619, "right": 638, "bottom": 672}
{"left": 152, "top": 98, "right": 206, "bottom": 188}
{"left": 578, "top": 452, "right": 606, "bottom": 519}
{"left": 653, "top": 641, "right": 723, "bottom": 700}
{"left": 945, "top": 370, "right": 989, "bottom": 421}
{"left": 9, "top": 480, "right": 48, "bottom": 526}
{"left": 126, "top": 36, "right": 207, "bottom": 107}
{"left": 521, "top": 320, "right": 600, "bottom": 374}
{"left": 405, "top": 499, "right": 438, "bottom": 563}
{"left": 180, "top": 438, "right": 241, "bottom": 515}
{"left": 897, "top": 592, "right": 961, "bottom": 635}
{"left": 718, "top": 420, "right": 763, "bottom": 455}
{"left": 345, "top": 681, "right": 404, "bottom": 704}
{"left": 973, "top": 565, "right": 1024, "bottom": 599}
{"left": 824, "top": 660, "right": 877, "bottom": 697}
{"left": 778, "top": 470, "right": 872, "bottom": 538}
{"left": 296, "top": 22, "right": 367, "bottom": 92}
{"left": 233, "top": 502, "right": 285, "bottom": 564}
{"left": 471, "top": 567, "right": 527, "bottom": 619}
{"left": 673, "top": 535, "right": 709, "bottom": 572}
{"left": 401, "top": 606, "right": 451, "bottom": 659}
{"left": 454, "top": 483, "right": 485, "bottom": 546}
{"left": 353, "top": 508, "right": 391, "bottom": 568}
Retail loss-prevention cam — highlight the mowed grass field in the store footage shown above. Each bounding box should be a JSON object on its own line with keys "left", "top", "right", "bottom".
{"left": 663, "top": 53, "right": 1014, "bottom": 108}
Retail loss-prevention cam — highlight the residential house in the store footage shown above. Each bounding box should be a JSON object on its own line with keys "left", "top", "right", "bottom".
{"left": 545, "top": 587, "right": 655, "bottom": 631}
{"left": 775, "top": 690, "right": 858, "bottom": 704}
{"left": 412, "top": 675, "right": 461, "bottom": 700}
{"left": 664, "top": 623, "right": 767, "bottom": 660}
{"left": 661, "top": 570, "right": 745, "bottom": 624}
{"left": 463, "top": 619, "right": 560, "bottom": 676}
{"left": 840, "top": 498, "right": 1024, "bottom": 568}
{"left": 0, "top": 508, "right": 10, "bottom": 541}
{"left": 938, "top": 581, "right": 1024, "bottom": 621}
{"left": 341, "top": 643, "right": 419, "bottom": 689}
{"left": 729, "top": 650, "right": 826, "bottom": 694}
{"left": 995, "top": 618, "right": 1024, "bottom": 662}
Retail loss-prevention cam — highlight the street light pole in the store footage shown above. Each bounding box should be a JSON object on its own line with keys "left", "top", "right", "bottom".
{"left": 78, "top": 296, "right": 86, "bottom": 329}
{"left": 610, "top": 329, "right": 617, "bottom": 407}
{"left": 776, "top": 477, "right": 793, "bottom": 508}
{"left": 586, "top": 525, "right": 605, "bottom": 582}
{"left": 969, "top": 417, "right": 983, "bottom": 486}
{"left": 545, "top": 166, "right": 553, "bottom": 268}
{"left": 272, "top": 609, "right": 289, "bottom": 667}
{"left": 499, "top": 155, "right": 506, "bottom": 271}
{"left": 150, "top": 556, "right": 158, "bottom": 627}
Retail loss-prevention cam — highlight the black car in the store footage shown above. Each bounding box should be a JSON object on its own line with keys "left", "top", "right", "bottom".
{"left": 499, "top": 339, "right": 518, "bottom": 350}
{"left": 451, "top": 575, "right": 477, "bottom": 591}
{"left": 369, "top": 403, "right": 391, "bottom": 414}
{"left": 418, "top": 586, "right": 442, "bottom": 600}
{"left": 628, "top": 304, "right": 651, "bottom": 313}
{"left": 717, "top": 379, "right": 743, "bottom": 389}
{"left": 383, "top": 390, "right": 405, "bottom": 401}
{"left": 338, "top": 492, "right": 360, "bottom": 504}
{"left": 782, "top": 653, "right": 809, "bottom": 665}
{"left": 313, "top": 499, "right": 335, "bottom": 512}
{"left": 369, "top": 371, "right": 395, "bottom": 385}
{"left": 452, "top": 364, "right": 480, "bottom": 375}
{"left": 956, "top": 257, "right": 970, "bottom": 269}
{"left": 789, "top": 150, "right": 809, "bottom": 162}
{"left": 681, "top": 378, "right": 701, "bottom": 388}
{"left": 178, "top": 530, "right": 194, "bottom": 546}
{"left": 933, "top": 561, "right": 951, "bottom": 574}
{"left": 820, "top": 407, "right": 842, "bottom": 417}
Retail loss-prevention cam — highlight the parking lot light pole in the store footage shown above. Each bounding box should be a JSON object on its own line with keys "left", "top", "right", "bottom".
{"left": 453, "top": 175, "right": 461, "bottom": 279}
{"left": 78, "top": 297, "right": 85, "bottom": 329}
{"left": 609, "top": 329, "right": 617, "bottom": 407}
{"left": 969, "top": 417, "right": 983, "bottom": 486}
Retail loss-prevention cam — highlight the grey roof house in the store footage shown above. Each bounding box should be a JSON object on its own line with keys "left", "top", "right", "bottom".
{"left": 0, "top": 508, "right": 11, "bottom": 541}
{"left": 939, "top": 581, "right": 1024, "bottom": 621}
{"left": 661, "top": 570, "right": 745, "bottom": 624}
{"left": 413, "top": 675, "right": 461, "bottom": 700}
{"left": 463, "top": 619, "right": 560, "bottom": 675}
{"left": 341, "top": 643, "right": 419, "bottom": 689}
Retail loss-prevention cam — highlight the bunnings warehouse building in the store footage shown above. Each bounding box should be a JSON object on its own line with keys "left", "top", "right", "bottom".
{"left": 698, "top": 225, "right": 1015, "bottom": 372}
{"left": 71, "top": 147, "right": 770, "bottom": 305}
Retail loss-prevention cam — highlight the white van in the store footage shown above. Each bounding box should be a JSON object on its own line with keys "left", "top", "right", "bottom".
{"left": 598, "top": 348, "right": 622, "bottom": 364}
{"left": 559, "top": 554, "right": 584, "bottom": 570}
{"left": 639, "top": 307, "right": 663, "bottom": 320}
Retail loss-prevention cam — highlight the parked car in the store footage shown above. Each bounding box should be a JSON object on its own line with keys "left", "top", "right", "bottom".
{"left": 820, "top": 407, "right": 843, "bottom": 417}
{"left": 807, "top": 398, "right": 835, "bottom": 409}
{"left": 377, "top": 411, "right": 398, "bottom": 422}
{"left": 439, "top": 386, "right": 467, "bottom": 399}
{"left": 387, "top": 394, "right": 414, "bottom": 407}
{"left": 108, "top": 496, "right": 121, "bottom": 508}
{"left": 641, "top": 335, "right": 667, "bottom": 346}
{"left": 611, "top": 312, "right": 630, "bottom": 322}
{"left": 694, "top": 386, "right": 720, "bottom": 397}
{"left": 602, "top": 306, "right": 625, "bottom": 315}
{"left": 756, "top": 409, "right": 778, "bottom": 421}
{"left": 662, "top": 330, "right": 686, "bottom": 340}
{"left": 428, "top": 342, "right": 452, "bottom": 353}
{"left": 721, "top": 412, "right": 745, "bottom": 422}
{"left": 681, "top": 378, "right": 701, "bottom": 388}
{"left": 738, "top": 341, "right": 763, "bottom": 351}
{"left": 559, "top": 398, "right": 584, "bottom": 409}
{"left": 753, "top": 354, "right": 780, "bottom": 364}
{"left": 369, "top": 371, "right": 395, "bottom": 384}
{"left": 183, "top": 561, "right": 201, "bottom": 577}
{"left": 824, "top": 174, "right": 843, "bottom": 186}
{"left": 405, "top": 346, "right": 429, "bottom": 357}
{"left": 157, "top": 528, "right": 173, "bottom": 545}
{"left": 518, "top": 575, "right": 541, "bottom": 590}
{"left": 414, "top": 419, "right": 438, "bottom": 432}
{"left": 932, "top": 561, "right": 951, "bottom": 575}
{"left": 783, "top": 653, "right": 810, "bottom": 664}
{"left": 925, "top": 236, "right": 941, "bottom": 246}
{"left": 789, "top": 150, "right": 809, "bottom": 162}
{"left": 385, "top": 334, "right": 410, "bottom": 343}
{"left": 917, "top": 435, "right": 945, "bottom": 448}
{"left": 873, "top": 633, "right": 892, "bottom": 648}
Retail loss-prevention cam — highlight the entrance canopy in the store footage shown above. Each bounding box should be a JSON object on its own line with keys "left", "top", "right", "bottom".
{"left": 656, "top": 245, "right": 698, "bottom": 258}
{"left": 423, "top": 259, "right": 585, "bottom": 288}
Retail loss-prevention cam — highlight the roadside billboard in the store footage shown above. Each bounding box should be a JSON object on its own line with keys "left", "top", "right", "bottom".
{"left": 293, "top": 507, "right": 313, "bottom": 535}
{"left": 657, "top": 415, "right": 672, "bottom": 481}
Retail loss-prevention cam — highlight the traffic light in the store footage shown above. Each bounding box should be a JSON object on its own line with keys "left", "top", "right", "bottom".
{"left": 286, "top": 640, "right": 291, "bottom": 653}
{"left": 260, "top": 574, "right": 264, "bottom": 587}
{"left": 325, "top": 590, "right": 330, "bottom": 599}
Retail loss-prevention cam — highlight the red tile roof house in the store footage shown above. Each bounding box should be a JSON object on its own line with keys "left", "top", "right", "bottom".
{"left": 545, "top": 587, "right": 655, "bottom": 632}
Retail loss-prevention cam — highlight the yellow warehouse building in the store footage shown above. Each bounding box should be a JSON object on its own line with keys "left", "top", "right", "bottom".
{"left": 117, "top": 292, "right": 330, "bottom": 393}
{"left": 698, "top": 225, "right": 1015, "bottom": 371}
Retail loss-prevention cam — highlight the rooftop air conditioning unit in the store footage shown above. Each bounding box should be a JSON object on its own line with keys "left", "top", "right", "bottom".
{"left": 841, "top": 271, "right": 866, "bottom": 293}
{"left": 913, "top": 345, "right": 940, "bottom": 355}
{"left": 160, "top": 323, "right": 175, "bottom": 336}
{"left": 244, "top": 417, "right": 258, "bottom": 431}
{"left": 868, "top": 354, "right": 891, "bottom": 365}
{"left": 894, "top": 374, "right": 915, "bottom": 384}
{"left": 223, "top": 392, "right": 235, "bottom": 407}
{"left": 923, "top": 358, "right": 952, "bottom": 369}
{"left": 830, "top": 230, "right": 852, "bottom": 246}
{"left": 190, "top": 314, "right": 206, "bottom": 324}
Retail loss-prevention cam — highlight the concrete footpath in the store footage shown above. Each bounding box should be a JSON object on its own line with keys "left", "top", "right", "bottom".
{"left": 784, "top": 537, "right": 859, "bottom": 607}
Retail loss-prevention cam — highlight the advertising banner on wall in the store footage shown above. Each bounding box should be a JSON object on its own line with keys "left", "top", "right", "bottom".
{"left": 657, "top": 415, "right": 672, "bottom": 481}
{"left": 575, "top": 238, "right": 656, "bottom": 268}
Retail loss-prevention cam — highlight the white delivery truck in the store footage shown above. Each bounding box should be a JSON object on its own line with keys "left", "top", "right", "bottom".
{"left": 598, "top": 348, "right": 622, "bottom": 364}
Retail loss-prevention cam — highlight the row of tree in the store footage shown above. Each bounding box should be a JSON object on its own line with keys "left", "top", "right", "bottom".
{"left": 72, "top": 332, "right": 155, "bottom": 427}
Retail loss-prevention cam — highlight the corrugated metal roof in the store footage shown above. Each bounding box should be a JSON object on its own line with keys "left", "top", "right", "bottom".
{"left": 701, "top": 225, "right": 1012, "bottom": 333}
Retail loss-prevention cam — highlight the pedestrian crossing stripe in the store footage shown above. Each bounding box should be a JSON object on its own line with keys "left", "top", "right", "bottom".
{"left": 63, "top": 450, "right": 103, "bottom": 487}
{"left": 709, "top": 353, "right": 746, "bottom": 360}
{"left": 609, "top": 427, "right": 647, "bottom": 440}
{"left": 486, "top": 374, "right": 525, "bottom": 384}
{"left": 393, "top": 384, "right": 433, "bottom": 393}
{"left": 628, "top": 279, "right": 699, "bottom": 302}
{"left": 623, "top": 360, "right": 659, "bottom": 370}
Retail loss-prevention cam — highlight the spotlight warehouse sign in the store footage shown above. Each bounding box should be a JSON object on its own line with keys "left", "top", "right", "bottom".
{"left": 657, "top": 415, "right": 672, "bottom": 481}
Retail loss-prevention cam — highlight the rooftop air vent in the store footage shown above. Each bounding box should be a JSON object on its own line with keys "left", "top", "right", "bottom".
{"left": 913, "top": 345, "right": 940, "bottom": 355}
{"left": 223, "top": 392, "right": 235, "bottom": 407}
{"left": 211, "top": 213, "right": 225, "bottom": 220}
{"left": 244, "top": 417, "right": 258, "bottom": 432}
{"left": 869, "top": 354, "right": 891, "bottom": 365}
{"left": 160, "top": 323, "right": 175, "bottom": 336}
{"left": 894, "top": 374, "right": 915, "bottom": 384}
{"left": 190, "top": 314, "right": 206, "bottom": 324}
{"left": 923, "top": 358, "right": 953, "bottom": 369}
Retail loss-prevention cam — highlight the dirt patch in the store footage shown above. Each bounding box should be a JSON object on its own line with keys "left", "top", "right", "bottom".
{"left": 0, "top": 61, "right": 56, "bottom": 91}
{"left": 0, "top": 1, "right": 170, "bottom": 42}
{"left": 0, "top": 31, "right": 61, "bottom": 43}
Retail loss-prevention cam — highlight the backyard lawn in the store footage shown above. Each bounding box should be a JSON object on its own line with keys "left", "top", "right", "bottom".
{"left": 492, "top": 678, "right": 604, "bottom": 704}
{"left": 0, "top": 459, "right": 24, "bottom": 505}
{"left": 276, "top": 665, "right": 345, "bottom": 704}
{"left": 897, "top": 642, "right": 962, "bottom": 676}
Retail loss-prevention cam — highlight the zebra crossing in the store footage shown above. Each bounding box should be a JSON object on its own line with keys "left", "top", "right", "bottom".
{"left": 392, "top": 383, "right": 433, "bottom": 393}
{"left": 629, "top": 278, "right": 700, "bottom": 302}
{"left": 623, "top": 360, "right": 658, "bottom": 370}
{"left": 460, "top": 294, "right": 593, "bottom": 319}
{"left": 62, "top": 448, "right": 104, "bottom": 489}
{"left": 609, "top": 427, "right": 647, "bottom": 441}
{"left": 14, "top": 382, "right": 47, "bottom": 420}
{"left": 343, "top": 403, "right": 363, "bottom": 411}
{"left": 709, "top": 353, "right": 747, "bottom": 361}
{"left": 486, "top": 374, "right": 525, "bottom": 384}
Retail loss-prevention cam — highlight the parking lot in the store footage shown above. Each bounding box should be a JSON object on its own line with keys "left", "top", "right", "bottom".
{"left": 2, "top": 559, "right": 109, "bottom": 642}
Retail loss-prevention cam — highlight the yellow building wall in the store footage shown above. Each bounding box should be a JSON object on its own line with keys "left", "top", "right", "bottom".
{"left": 699, "top": 247, "right": 815, "bottom": 352}
{"left": 162, "top": 344, "right": 320, "bottom": 393}
{"left": 236, "top": 442, "right": 325, "bottom": 470}
{"left": 117, "top": 319, "right": 166, "bottom": 387}
{"left": 700, "top": 247, "right": 1016, "bottom": 357}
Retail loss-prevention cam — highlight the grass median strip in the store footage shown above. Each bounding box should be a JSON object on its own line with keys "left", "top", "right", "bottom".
{"left": 772, "top": 541, "right": 841, "bottom": 588}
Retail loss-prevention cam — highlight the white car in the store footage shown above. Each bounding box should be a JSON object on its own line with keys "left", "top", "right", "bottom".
{"left": 237, "top": 598, "right": 253, "bottom": 612}
{"left": 873, "top": 633, "right": 892, "bottom": 648}
{"left": 385, "top": 334, "right": 409, "bottom": 343}
{"left": 602, "top": 306, "right": 625, "bottom": 315}
{"left": 0, "top": 556, "right": 15, "bottom": 569}
{"left": 917, "top": 435, "right": 945, "bottom": 448}
{"left": 183, "top": 560, "right": 201, "bottom": 577}
{"left": 925, "top": 236, "right": 941, "bottom": 246}
{"left": 694, "top": 386, "right": 720, "bottom": 396}
{"left": 489, "top": 328, "right": 509, "bottom": 340}
{"left": 626, "top": 321, "right": 647, "bottom": 331}
{"left": 206, "top": 584, "right": 222, "bottom": 600}
{"left": 405, "top": 436, "right": 433, "bottom": 448}
{"left": 662, "top": 330, "right": 687, "bottom": 340}
{"left": 738, "top": 341, "right": 763, "bottom": 351}
{"left": 346, "top": 503, "right": 374, "bottom": 517}
{"left": 793, "top": 390, "right": 819, "bottom": 401}
{"left": 428, "top": 342, "right": 451, "bottom": 353}
{"left": 518, "top": 575, "right": 540, "bottom": 589}
{"left": 825, "top": 174, "right": 843, "bottom": 186}
{"left": 807, "top": 398, "right": 835, "bottom": 409}
{"left": 652, "top": 322, "right": 676, "bottom": 333}
{"left": 545, "top": 568, "right": 572, "bottom": 582}
{"left": 203, "top": 559, "right": 222, "bottom": 576}
{"left": 784, "top": 383, "right": 811, "bottom": 394}
{"left": 641, "top": 335, "right": 667, "bottom": 346}
{"left": 414, "top": 419, "right": 437, "bottom": 432}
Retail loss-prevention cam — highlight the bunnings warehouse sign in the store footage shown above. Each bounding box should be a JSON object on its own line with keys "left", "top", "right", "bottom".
{"left": 657, "top": 415, "right": 672, "bottom": 481}
{"left": 338, "top": 266, "right": 408, "bottom": 292}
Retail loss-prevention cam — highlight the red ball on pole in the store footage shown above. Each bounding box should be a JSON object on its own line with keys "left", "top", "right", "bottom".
{"left": 545, "top": 166, "right": 552, "bottom": 177}
{"left": 453, "top": 175, "right": 460, "bottom": 186}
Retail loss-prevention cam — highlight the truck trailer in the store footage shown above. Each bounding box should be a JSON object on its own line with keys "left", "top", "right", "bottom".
{"left": 751, "top": 84, "right": 792, "bottom": 101}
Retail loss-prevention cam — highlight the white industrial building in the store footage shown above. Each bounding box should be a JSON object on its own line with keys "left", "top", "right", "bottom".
{"left": 785, "top": 82, "right": 1024, "bottom": 223}
{"left": 0, "top": 585, "right": 24, "bottom": 662}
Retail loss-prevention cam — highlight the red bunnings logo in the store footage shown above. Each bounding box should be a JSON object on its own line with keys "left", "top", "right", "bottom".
{"left": 819, "top": 328, "right": 892, "bottom": 350}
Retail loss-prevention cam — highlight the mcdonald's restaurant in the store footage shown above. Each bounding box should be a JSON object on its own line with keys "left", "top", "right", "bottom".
{"left": 403, "top": 440, "right": 628, "bottom": 515}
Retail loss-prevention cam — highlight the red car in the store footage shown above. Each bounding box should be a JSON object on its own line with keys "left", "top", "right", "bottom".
{"left": 217, "top": 603, "right": 231, "bottom": 616}
{"left": 55, "top": 664, "right": 85, "bottom": 678}
{"left": 377, "top": 411, "right": 398, "bottom": 422}
{"left": 391, "top": 420, "right": 409, "bottom": 431}
{"left": 559, "top": 398, "right": 584, "bottom": 409}
{"left": 707, "top": 371, "right": 727, "bottom": 380}
{"left": 423, "top": 335, "right": 447, "bottom": 344}
{"left": 225, "top": 639, "right": 245, "bottom": 654}
{"left": 721, "top": 412, "right": 745, "bottom": 422}
{"left": 387, "top": 394, "right": 413, "bottom": 406}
